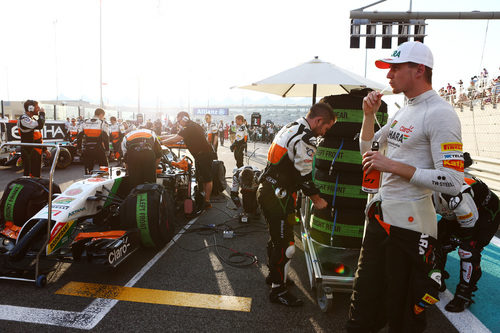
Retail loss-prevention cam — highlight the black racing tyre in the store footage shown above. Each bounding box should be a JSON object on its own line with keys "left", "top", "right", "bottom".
{"left": 315, "top": 137, "right": 362, "bottom": 172}
{"left": 309, "top": 206, "right": 365, "bottom": 248}
{"left": 314, "top": 169, "right": 363, "bottom": 185}
{"left": 0, "top": 178, "right": 61, "bottom": 227}
{"left": 120, "top": 183, "right": 175, "bottom": 248}
{"left": 320, "top": 93, "right": 388, "bottom": 139}
{"left": 51, "top": 147, "right": 73, "bottom": 169}
{"left": 313, "top": 169, "right": 367, "bottom": 209}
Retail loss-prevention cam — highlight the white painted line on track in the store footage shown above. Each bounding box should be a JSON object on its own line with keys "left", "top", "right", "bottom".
{"left": 437, "top": 289, "right": 491, "bottom": 333}
{"left": 0, "top": 216, "right": 201, "bottom": 330}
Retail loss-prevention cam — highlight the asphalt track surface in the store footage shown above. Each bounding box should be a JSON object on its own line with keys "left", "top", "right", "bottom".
{"left": 0, "top": 142, "right": 462, "bottom": 332}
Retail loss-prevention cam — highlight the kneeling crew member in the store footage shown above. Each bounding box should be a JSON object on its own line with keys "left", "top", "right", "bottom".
{"left": 77, "top": 108, "right": 109, "bottom": 174}
{"left": 122, "top": 127, "right": 162, "bottom": 188}
{"left": 231, "top": 165, "right": 261, "bottom": 216}
{"left": 18, "top": 100, "right": 50, "bottom": 177}
{"left": 434, "top": 155, "right": 500, "bottom": 312}
{"left": 258, "top": 103, "right": 335, "bottom": 306}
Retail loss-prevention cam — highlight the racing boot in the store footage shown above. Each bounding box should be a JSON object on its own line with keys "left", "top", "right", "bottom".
{"left": 269, "top": 285, "right": 303, "bottom": 307}
{"left": 445, "top": 283, "right": 476, "bottom": 312}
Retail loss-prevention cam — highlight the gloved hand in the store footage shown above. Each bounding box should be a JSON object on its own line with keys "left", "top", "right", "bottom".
{"left": 230, "top": 143, "right": 236, "bottom": 152}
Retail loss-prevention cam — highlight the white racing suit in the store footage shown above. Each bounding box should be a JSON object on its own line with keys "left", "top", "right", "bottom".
{"left": 348, "top": 90, "right": 464, "bottom": 332}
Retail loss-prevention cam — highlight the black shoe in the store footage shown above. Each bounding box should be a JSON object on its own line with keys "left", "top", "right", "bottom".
{"left": 269, "top": 286, "right": 303, "bottom": 307}
{"left": 445, "top": 295, "right": 473, "bottom": 312}
{"left": 265, "top": 275, "right": 295, "bottom": 288}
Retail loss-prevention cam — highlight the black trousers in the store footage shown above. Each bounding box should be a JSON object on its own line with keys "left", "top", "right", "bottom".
{"left": 82, "top": 148, "right": 108, "bottom": 174}
{"left": 347, "top": 216, "right": 432, "bottom": 333}
{"left": 257, "top": 183, "right": 294, "bottom": 284}
{"left": 21, "top": 146, "right": 42, "bottom": 177}
{"left": 234, "top": 142, "right": 245, "bottom": 168}
{"left": 126, "top": 149, "right": 157, "bottom": 189}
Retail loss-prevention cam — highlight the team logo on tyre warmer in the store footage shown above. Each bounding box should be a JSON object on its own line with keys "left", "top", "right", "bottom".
{"left": 108, "top": 237, "right": 131, "bottom": 265}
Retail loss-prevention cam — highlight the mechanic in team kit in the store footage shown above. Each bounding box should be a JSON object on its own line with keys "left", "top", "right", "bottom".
{"left": 77, "top": 108, "right": 109, "bottom": 175}
{"left": 161, "top": 112, "right": 214, "bottom": 210}
{"left": 18, "top": 99, "right": 50, "bottom": 177}
{"left": 347, "top": 42, "right": 464, "bottom": 332}
{"left": 258, "top": 103, "right": 335, "bottom": 306}
{"left": 66, "top": 118, "right": 79, "bottom": 142}
{"left": 434, "top": 154, "right": 500, "bottom": 313}
{"left": 109, "top": 116, "right": 125, "bottom": 161}
{"left": 204, "top": 113, "right": 219, "bottom": 153}
{"left": 230, "top": 114, "right": 248, "bottom": 168}
{"left": 122, "top": 126, "right": 162, "bottom": 188}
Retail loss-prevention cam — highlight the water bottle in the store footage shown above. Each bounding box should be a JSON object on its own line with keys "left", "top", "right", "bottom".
{"left": 362, "top": 141, "right": 381, "bottom": 193}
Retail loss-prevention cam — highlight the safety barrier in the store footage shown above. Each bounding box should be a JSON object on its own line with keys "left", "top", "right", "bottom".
{"left": 466, "top": 155, "right": 500, "bottom": 197}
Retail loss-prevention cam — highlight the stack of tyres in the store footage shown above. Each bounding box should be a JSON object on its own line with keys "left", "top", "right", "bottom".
{"left": 311, "top": 92, "right": 388, "bottom": 248}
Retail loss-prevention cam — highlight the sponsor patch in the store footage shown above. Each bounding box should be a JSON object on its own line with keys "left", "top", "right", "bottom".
{"left": 443, "top": 159, "right": 464, "bottom": 172}
{"left": 66, "top": 188, "right": 83, "bottom": 196}
{"left": 414, "top": 304, "right": 425, "bottom": 315}
{"left": 422, "top": 293, "right": 438, "bottom": 305}
{"left": 443, "top": 153, "right": 463, "bottom": 159}
{"left": 457, "top": 212, "right": 473, "bottom": 220}
{"left": 53, "top": 197, "right": 75, "bottom": 204}
{"left": 87, "top": 178, "right": 107, "bottom": 182}
{"left": 390, "top": 120, "right": 398, "bottom": 128}
{"left": 441, "top": 142, "right": 463, "bottom": 152}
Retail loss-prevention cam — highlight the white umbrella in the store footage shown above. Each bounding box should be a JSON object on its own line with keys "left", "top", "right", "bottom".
{"left": 239, "top": 56, "right": 390, "bottom": 104}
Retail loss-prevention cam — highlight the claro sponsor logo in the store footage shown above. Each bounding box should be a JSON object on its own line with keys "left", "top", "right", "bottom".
{"left": 108, "top": 237, "right": 130, "bottom": 265}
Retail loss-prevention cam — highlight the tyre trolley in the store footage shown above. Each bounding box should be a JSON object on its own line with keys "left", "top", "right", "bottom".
{"left": 0, "top": 142, "right": 61, "bottom": 287}
{"left": 298, "top": 192, "right": 362, "bottom": 312}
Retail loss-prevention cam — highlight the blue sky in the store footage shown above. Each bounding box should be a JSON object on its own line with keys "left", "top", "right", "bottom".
{"left": 0, "top": 0, "right": 499, "bottom": 112}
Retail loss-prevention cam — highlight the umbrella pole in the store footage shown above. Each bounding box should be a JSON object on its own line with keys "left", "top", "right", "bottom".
{"left": 312, "top": 84, "right": 317, "bottom": 105}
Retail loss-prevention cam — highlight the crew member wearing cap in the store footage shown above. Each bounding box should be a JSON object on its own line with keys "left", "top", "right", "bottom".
{"left": 347, "top": 42, "right": 464, "bottom": 332}
{"left": 17, "top": 100, "right": 50, "bottom": 177}
{"left": 161, "top": 112, "right": 214, "bottom": 210}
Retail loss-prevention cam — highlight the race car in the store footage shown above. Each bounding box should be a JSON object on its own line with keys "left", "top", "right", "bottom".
{"left": 0, "top": 167, "right": 176, "bottom": 287}
{"left": 0, "top": 140, "right": 78, "bottom": 169}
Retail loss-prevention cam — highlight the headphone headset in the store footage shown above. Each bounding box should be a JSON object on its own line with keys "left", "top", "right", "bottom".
{"left": 182, "top": 116, "right": 189, "bottom": 122}
{"left": 28, "top": 105, "right": 35, "bottom": 112}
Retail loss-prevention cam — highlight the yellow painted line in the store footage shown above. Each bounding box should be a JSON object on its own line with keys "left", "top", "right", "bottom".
{"left": 55, "top": 282, "right": 252, "bottom": 312}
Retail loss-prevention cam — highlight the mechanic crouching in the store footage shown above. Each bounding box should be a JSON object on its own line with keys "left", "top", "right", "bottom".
{"left": 230, "top": 165, "right": 261, "bottom": 219}
{"left": 77, "top": 108, "right": 109, "bottom": 175}
{"left": 434, "top": 154, "right": 500, "bottom": 312}
{"left": 258, "top": 103, "right": 336, "bottom": 306}
{"left": 18, "top": 99, "right": 50, "bottom": 177}
{"left": 122, "top": 126, "right": 162, "bottom": 189}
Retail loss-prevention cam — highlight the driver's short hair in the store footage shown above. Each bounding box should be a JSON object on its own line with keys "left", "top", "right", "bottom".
{"left": 94, "top": 108, "right": 105, "bottom": 116}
